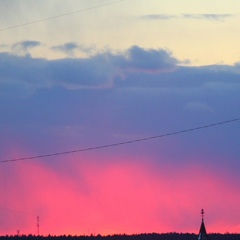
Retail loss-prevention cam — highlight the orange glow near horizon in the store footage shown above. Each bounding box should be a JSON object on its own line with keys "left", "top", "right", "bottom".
{"left": 1, "top": 145, "right": 240, "bottom": 236}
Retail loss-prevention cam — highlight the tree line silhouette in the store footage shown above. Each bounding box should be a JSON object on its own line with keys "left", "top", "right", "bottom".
{"left": 1, "top": 233, "right": 240, "bottom": 240}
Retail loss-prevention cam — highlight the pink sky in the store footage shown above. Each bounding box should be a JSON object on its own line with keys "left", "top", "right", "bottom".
{"left": 1, "top": 142, "right": 240, "bottom": 236}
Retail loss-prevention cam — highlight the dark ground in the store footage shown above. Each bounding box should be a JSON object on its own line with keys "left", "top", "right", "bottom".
{"left": 1, "top": 233, "right": 240, "bottom": 240}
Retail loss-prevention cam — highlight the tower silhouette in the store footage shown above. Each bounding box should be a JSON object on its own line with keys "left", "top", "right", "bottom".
{"left": 37, "top": 216, "right": 39, "bottom": 236}
{"left": 198, "top": 209, "right": 208, "bottom": 240}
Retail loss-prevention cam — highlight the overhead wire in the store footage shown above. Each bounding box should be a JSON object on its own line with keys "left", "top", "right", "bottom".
{"left": 0, "top": 0, "right": 124, "bottom": 32}
{"left": 1, "top": 117, "right": 240, "bottom": 163}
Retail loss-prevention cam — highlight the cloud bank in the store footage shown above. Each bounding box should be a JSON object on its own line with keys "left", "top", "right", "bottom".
{"left": 0, "top": 45, "right": 179, "bottom": 90}
{"left": 1, "top": 45, "right": 240, "bottom": 235}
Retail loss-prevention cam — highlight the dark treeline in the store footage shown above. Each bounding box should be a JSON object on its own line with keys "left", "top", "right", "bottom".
{"left": 1, "top": 233, "right": 240, "bottom": 240}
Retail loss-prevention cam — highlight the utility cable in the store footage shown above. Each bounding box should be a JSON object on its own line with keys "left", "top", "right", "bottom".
{"left": 1, "top": 117, "right": 239, "bottom": 163}
{"left": 0, "top": 0, "right": 124, "bottom": 32}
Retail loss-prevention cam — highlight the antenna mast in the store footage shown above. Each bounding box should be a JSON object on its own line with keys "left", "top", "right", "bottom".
{"left": 37, "top": 216, "right": 40, "bottom": 235}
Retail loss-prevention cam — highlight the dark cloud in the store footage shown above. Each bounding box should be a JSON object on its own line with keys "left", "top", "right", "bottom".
{"left": 0, "top": 46, "right": 179, "bottom": 90}
{"left": 141, "top": 13, "right": 233, "bottom": 21}
{"left": 141, "top": 14, "right": 177, "bottom": 20}
{"left": 0, "top": 53, "right": 49, "bottom": 90}
{"left": 51, "top": 42, "right": 96, "bottom": 57}
{"left": 1, "top": 46, "right": 239, "bottom": 93}
{"left": 11, "top": 40, "right": 41, "bottom": 57}
{"left": 183, "top": 13, "right": 233, "bottom": 21}
{"left": 0, "top": 52, "right": 114, "bottom": 90}
{"left": 52, "top": 42, "right": 79, "bottom": 52}
{"left": 121, "top": 46, "right": 179, "bottom": 72}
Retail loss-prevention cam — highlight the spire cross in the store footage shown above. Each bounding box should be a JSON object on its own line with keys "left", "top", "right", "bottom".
{"left": 201, "top": 209, "right": 205, "bottom": 221}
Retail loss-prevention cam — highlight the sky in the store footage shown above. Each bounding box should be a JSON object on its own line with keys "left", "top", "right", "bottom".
{"left": 0, "top": 0, "right": 240, "bottom": 236}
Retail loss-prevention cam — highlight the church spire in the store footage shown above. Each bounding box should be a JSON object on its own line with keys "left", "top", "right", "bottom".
{"left": 201, "top": 209, "right": 204, "bottom": 221}
{"left": 198, "top": 209, "right": 208, "bottom": 240}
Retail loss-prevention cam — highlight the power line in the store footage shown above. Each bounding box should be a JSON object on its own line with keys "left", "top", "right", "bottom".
{"left": 0, "top": 0, "right": 124, "bottom": 32}
{"left": 1, "top": 117, "right": 239, "bottom": 164}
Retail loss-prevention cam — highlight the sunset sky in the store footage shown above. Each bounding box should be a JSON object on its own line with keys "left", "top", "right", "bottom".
{"left": 1, "top": 0, "right": 240, "bottom": 236}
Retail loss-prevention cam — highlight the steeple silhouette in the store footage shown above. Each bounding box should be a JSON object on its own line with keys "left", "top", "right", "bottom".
{"left": 198, "top": 209, "right": 208, "bottom": 240}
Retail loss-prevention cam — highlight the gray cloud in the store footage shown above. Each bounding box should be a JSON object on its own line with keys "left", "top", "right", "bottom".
{"left": 121, "top": 46, "right": 179, "bottom": 72}
{"left": 52, "top": 42, "right": 96, "bottom": 57}
{"left": 183, "top": 13, "right": 233, "bottom": 21}
{"left": 0, "top": 46, "right": 179, "bottom": 90}
{"left": 0, "top": 52, "right": 114, "bottom": 90}
{"left": 11, "top": 40, "right": 41, "bottom": 57}
{"left": 52, "top": 42, "right": 79, "bottom": 52}
{"left": 1, "top": 45, "right": 239, "bottom": 92}
{"left": 141, "top": 13, "right": 233, "bottom": 21}
{"left": 141, "top": 14, "right": 178, "bottom": 20}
